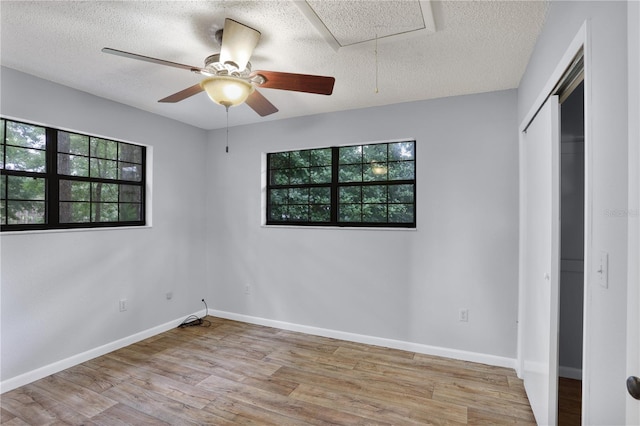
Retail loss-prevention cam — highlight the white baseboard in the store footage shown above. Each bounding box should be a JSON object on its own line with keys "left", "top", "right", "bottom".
{"left": 0, "top": 310, "right": 206, "bottom": 394}
{"left": 209, "top": 309, "right": 518, "bottom": 370}
{"left": 559, "top": 365, "right": 583, "bottom": 380}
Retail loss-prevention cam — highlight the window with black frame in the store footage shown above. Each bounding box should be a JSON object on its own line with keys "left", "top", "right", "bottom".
{"left": 266, "top": 140, "right": 415, "bottom": 228}
{"left": 0, "top": 118, "right": 146, "bottom": 231}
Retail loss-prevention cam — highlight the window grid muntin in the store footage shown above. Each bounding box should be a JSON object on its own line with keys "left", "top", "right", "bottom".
{"left": 0, "top": 118, "right": 145, "bottom": 231}
{"left": 267, "top": 141, "right": 415, "bottom": 228}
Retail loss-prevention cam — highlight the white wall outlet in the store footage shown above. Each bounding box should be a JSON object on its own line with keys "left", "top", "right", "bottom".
{"left": 459, "top": 308, "right": 469, "bottom": 322}
{"left": 119, "top": 298, "right": 128, "bottom": 312}
{"left": 244, "top": 284, "right": 251, "bottom": 295}
{"left": 166, "top": 292, "right": 173, "bottom": 300}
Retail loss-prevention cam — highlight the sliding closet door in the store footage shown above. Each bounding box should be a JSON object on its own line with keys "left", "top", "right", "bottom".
{"left": 521, "top": 95, "right": 561, "bottom": 425}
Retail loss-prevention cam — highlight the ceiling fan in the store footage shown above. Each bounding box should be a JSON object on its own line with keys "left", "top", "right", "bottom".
{"left": 102, "top": 18, "right": 335, "bottom": 117}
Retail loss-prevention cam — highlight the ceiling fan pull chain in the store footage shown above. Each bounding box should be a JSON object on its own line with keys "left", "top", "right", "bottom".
{"left": 225, "top": 105, "right": 230, "bottom": 153}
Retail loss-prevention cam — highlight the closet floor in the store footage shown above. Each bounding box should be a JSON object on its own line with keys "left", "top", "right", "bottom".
{"left": 558, "top": 377, "right": 582, "bottom": 425}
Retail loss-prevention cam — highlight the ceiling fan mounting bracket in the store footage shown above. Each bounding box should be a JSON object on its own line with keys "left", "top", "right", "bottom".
{"left": 214, "top": 29, "right": 224, "bottom": 46}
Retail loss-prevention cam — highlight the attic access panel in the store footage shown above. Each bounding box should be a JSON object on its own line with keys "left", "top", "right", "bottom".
{"left": 298, "top": 0, "right": 436, "bottom": 50}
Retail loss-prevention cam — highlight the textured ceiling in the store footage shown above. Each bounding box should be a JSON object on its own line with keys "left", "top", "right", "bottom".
{"left": 0, "top": 1, "right": 548, "bottom": 130}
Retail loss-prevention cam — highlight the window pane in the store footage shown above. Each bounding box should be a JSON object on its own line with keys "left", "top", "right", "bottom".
{"left": 289, "top": 167, "right": 309, "bottom": 185}
{"left": 363, "top": 204, "right": 387, "bottom": 222}
{"left": 7, "top": 176, "right": 45, "bottom": 200}
{"left": 340, "top": 186, "right": 361, "bottom": 204}
{"left": 339, "top": 203, "right": 361, "bottom": 222}
{"left": 339, "top": 186, "right": 361, "bottom": 204}
{"left": 339, "top": 146, "right": 362, "bottom": 164}
{"left": 270, "top": 205, "right": 288, "bottom": 221}
{"left": 120, "top": 185, "right": 141, "bottom": 203}
{"left": 58, "top": 153, "right": 89, "bottom": 176}
{"left": 58, "top": 131, "right": 89, "bottom": 155}
{"left": 59, "top": 202, "right": 90, "bottom": 223}
{"left": 120, "top": 203, "right": 142, "bottom": 221}
{"left": 389, "top": 184, "right": 414, "bottom": 203}
{"left": 310, "top": 148, "right": 332, "bottom": 166}
{"left": 1, "top": 176, "right": 5, "bottom": 224}
{"left": 310, "top": 205, "right": 331, "bottom": 222}
{"left": 6, "top": 122, "right": 45, "bottom": 149}
{"left": 310, "top": 166, "right": 331, "bottom": 184}
{"left": 310, "top": 187, "right": 330, "bottom": 204}
{"left": 90, "top": 138, "right": 118, "bottom": 160}
{"left": 7, "top": 201, "right": 45, "bottom": 224}
{"left": 5, "top": 146, "right": 46, "bottom": 172}
{"left": 363, "top": 144, "right": 387, "bottom": 162}
{"left": 270, "top": 152, "right": 289, "bottom": 169}
{"left": 92, "top": 203, "right": 118, "bottom": 222}
{"left": 270, "top": 189, "right": 288, "bottom": 205}
{"left": 119, "top": 143, "right": 142, "bottom": 164}
{"left": 270, "top": 170, "right": 289, "bottom": 186}
{"left": 118, "top": 162, "right": 142, "bottom": 182}
{"left": 363, "top": 185, "right": 387, "bottom": 203}
{"left": 288, "top": 188, "right": 308, "bottom": 204}
{"left": 339, "top": 164, "right": 362, "bottom": 182}
{"left": 388, "top": 161, "right": 415, "bottom": 180}
{"left": 92, "top": 183, "right": 118, "bottom": 203}
{"left": 0, "top": 119, "right": 5, "bottom": 169}
{"left": 288, "top": 205, "right": 308, "bottom": 221}
{"left": 59, "top": 180, "right": 90, "bottom": 202}
{"left": 389, "top": 142, "right": 415, "bottom": 161}
{"left": 290, "top": 150, "right": 310, "bottom": 168}
{"left": 364, "top": 162, "right": 388, "bottom": 181}
{"left": 389, "top": 204, "right": 414, "bottom": 223}
{"left": 90, "top": 158, "right": 118, "bottom": 179}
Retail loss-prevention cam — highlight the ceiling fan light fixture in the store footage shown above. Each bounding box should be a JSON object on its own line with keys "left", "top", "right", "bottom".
{"left": 200, "top": 76, "right": 254, "bottom": 107}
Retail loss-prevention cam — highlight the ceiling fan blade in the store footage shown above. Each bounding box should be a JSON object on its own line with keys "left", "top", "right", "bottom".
{"left": 102, "top": 47, "right": 207, "bottom": 74}
{"left": 245, "top": 89, "right": 279, "bottom": 116}
{"left": 158, "top": 83, "right": 204, "bottom": 103}
{"left": 219, "top": 18, "right": 260, "bottom": 72}
{"left": 252, "top": 71, "right": 335, "bottom": 95}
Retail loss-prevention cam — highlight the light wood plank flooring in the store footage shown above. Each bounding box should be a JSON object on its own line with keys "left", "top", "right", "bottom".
{"left": 1, "top": 317, "right": 535, "bottom": 425}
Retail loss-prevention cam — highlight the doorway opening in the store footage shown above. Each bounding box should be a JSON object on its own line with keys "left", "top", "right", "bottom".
{"left": 557, "top": 78, "right": 585, "bottom": 425}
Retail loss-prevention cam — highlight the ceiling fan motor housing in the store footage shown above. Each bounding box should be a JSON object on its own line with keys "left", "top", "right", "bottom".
{"left": 204, "top": 53, "right": 252, "bottom": 77}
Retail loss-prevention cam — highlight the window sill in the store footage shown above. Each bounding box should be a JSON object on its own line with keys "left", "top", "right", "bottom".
{"left": 261, "top": 224, "right": 417, "bottom": 232}
{"left": 0, "top": 225, "right": 152, "bottom": 236}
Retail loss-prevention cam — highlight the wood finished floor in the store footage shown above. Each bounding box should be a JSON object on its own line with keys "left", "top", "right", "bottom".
{"left": 1, "top": 317, "right": 535, "bottom": 425}
{"left": 558, "top": 377, "right": 581, "bottom": 425}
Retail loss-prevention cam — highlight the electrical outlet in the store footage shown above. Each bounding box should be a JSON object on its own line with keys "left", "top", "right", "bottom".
{"left": 119, "top": 298, "right": 128, "bottom": 312}
{"left": 166, "top": 292, "right": 173, "bottom": 300}
{"left": 459, "top": 308, "right": 469, "bottom": 322}
{"left": 244, "top": 284, "right": 251, "bottom": 295}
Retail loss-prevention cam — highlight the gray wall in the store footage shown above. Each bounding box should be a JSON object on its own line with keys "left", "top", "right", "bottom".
{"left": 0, "top": 67, "right": 209, "bottom": 385}
{"left": 205, "top": 90, "right": 520, "bottom": 360}
{"left": 518, "top": 1, "right": 630, "bottom": 422}
{"left": 1, "top": 69, "right": 521, "bottom": 388}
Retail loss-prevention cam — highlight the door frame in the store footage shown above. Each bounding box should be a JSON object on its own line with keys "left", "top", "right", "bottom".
{"left": 627, "top": 1, "right": 640, "bottom": 422}
{"left": 517, "top": 20, "right": 592, "bottom": 423}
